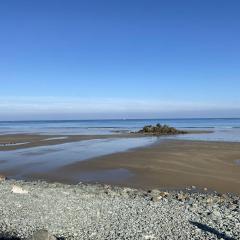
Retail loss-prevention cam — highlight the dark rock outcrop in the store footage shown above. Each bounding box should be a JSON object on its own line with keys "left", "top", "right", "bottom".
{"left": 138, "top": 124, "right": 187, "bottom": 135}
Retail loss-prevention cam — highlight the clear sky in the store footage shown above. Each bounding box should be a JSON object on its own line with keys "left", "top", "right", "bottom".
{"left": 0, "top": 0, "right": 240, "bottom": 120}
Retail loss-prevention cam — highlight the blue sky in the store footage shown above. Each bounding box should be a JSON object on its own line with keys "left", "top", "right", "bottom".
{"left": 0, "top": 0, "right": 240, "bottom": 120}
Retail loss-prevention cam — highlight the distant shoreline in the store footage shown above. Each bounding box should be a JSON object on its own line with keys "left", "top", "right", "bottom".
{"left": 1, "top": 117, "right": 240, "bottom": 122}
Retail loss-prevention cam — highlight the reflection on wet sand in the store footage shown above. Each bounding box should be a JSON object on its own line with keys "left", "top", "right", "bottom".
{"left": 54, "top": 140, "right": 240, "bottom": 193}
{"left": 0, "top": 137, "right": 156, "bottom": 182}
{"left": 235, "top": 160, "right": 240, "bottom": 165}
{"left": 65, "top": 168, "right": 134, "bottom": 184}
{"left": 0, "top": 132, "right": 240, "bottom": 194}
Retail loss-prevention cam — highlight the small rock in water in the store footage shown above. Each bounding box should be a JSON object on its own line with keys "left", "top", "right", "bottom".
{"left": 31, "top": 229, "right": 57, "bottom": 240}
{"left": 11, "top": 185, "right": 28, "bottom": 194}
{"left": 203, "top": 187, "right": 208, "bottom": 191}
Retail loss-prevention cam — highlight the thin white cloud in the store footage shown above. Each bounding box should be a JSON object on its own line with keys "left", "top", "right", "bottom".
{"left": 0, "top": 96, "right": 239, "bottom": 120}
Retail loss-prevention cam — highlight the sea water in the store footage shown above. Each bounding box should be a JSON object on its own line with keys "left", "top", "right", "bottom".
{"left": 0, "top": 137, "right": 156, "bottom": 181}
{"left": 1, "top": 118, "right": 240, "bottom": 142}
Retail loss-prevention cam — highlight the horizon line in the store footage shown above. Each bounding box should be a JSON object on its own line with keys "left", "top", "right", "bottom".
{"left": 1, "top": 117, "right": 240, "bottom": 122}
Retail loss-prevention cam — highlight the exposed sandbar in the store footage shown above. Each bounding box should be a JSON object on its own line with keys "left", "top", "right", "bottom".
{"left": 0, "top": 130, "right": 211, "bottom": 151}
{"left": 54, "top": 140, "right": 240, "bottom": 194}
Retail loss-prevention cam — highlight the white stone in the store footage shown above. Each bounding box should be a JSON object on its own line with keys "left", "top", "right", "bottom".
{"left": 11, "top": 185, "right": 28, "bottom": 194}
{"left": 0, "top": 174, "right": 6, "bottom": 181}
{"left": 144, "top": 234, "right": 156, "bottom": 239}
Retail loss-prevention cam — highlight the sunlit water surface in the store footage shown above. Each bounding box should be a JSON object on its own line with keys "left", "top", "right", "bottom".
{"left": 0, "top": 137, "right": 156, "bottom": 182}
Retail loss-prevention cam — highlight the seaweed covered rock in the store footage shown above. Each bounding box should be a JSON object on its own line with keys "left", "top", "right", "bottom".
{"left": 138, "top": 124, "right": 187, "bottom": 135}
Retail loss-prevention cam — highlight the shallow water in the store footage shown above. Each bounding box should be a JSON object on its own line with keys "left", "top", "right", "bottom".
{"left": 0, "top": 142, "right": 30, "bottom": 147}
{"left": 1, "top": 118, "right": 240, "bottom": 142}
{"left": 41, "top": 136, "right": 68, "bottom": 141}
{"left": 235, "top": 160, "right": 240, "bottom": 166}
{"left": 171, "top": 128, "right": 240, "bottom": 142}
{"left": 72, "top": 168, "right": 134, "bottom": 183}
{"left": 0, "top": 137, "right": 156, "bottom": 180}
{"left": 1, "top": 118, "right": 240, "bottom": 184}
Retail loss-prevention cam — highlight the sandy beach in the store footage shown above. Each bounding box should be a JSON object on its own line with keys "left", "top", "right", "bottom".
{"left": 42, "top": 139, "right": 239, "bottom": 194}
{"left": 1, "top": 133, "right": 240, "bottom": 194}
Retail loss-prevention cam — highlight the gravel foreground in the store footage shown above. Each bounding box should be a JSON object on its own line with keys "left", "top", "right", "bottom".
{"left": 0, "top": 180, "right": 239, "bottom": 240}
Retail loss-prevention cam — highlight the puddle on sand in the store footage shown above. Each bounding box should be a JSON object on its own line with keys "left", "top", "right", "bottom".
{"left": 235, "top": 160, "right": 240, "bottom": 165}
{"left": 74, "top": 168, "right": 134, "bottom": 184}
{"left": 0, "top": 137, "right": 156, "bottom": 182}
{"left": 41, "top": 137, "right": 68, "bottom": 141}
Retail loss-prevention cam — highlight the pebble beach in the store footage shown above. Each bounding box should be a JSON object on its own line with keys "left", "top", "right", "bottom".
{"left": 0, "top": 180, "right": 239, "bottom": 240}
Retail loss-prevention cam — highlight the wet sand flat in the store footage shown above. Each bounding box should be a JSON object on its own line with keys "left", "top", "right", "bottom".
{"left": 0, "top": 130, "right": 211, "bottom": 151}
{"left": 55, "top": 140, "right": 240, "bottom": 194}
{"left": 1, "top": 133, "right": 240, "bottom": 194}
{"left": 0, "top": 133, "right": 145, "bottom": 151}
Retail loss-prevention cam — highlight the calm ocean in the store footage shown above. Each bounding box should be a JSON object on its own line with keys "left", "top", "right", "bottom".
{"left": 1, "top": 118, "right": 240, "bottom": 142}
